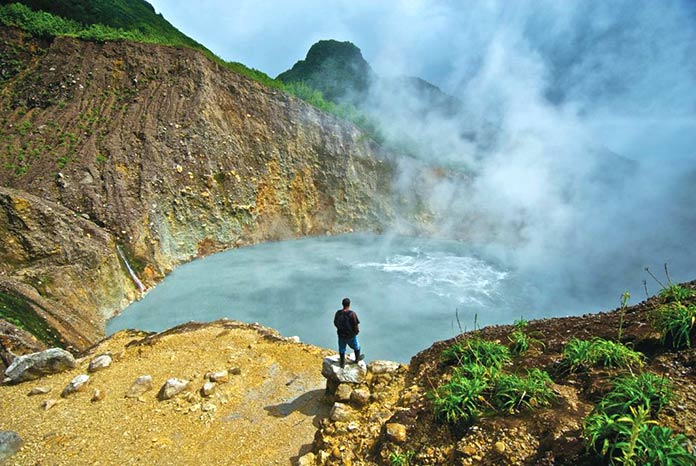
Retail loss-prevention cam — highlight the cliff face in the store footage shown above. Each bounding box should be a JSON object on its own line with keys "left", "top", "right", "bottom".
{"left": 0, "top": 27, "right": 393, "bottom": 349}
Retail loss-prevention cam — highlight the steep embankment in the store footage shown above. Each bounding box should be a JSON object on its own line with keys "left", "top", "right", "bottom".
{"left": 0, "top": 27, "right": 393, "bottom": 354}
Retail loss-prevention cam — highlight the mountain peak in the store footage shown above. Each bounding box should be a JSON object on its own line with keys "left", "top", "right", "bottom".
{"left": 277, "top": 39, "right": 374, "bottom": 104}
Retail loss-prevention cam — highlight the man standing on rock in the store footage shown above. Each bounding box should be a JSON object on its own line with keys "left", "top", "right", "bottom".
{"left": 334, "top": 298, "right": 364, "bottom": 368}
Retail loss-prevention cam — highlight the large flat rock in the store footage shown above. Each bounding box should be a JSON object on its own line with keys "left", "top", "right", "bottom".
{"left": 4, "top": 348, "right": 76, "bottom": 384}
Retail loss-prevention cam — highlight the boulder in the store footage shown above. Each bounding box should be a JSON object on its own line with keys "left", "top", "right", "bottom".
{"left": 386, "top": 423, "right": 407, "bottom": 443}
{"left": 330, "top": 402, "right": 353, "bottom": 422}
{"left": 368, "top": 360, "right": 400, "bottom": 375}
{"left": 158, "top": 378, "right": 189, "bottom": 400}
{"left": 0, "top": 431, "right": 23, "bottom": 463}
{"left": 4, "top": 348, "right": 76, "bottom": 383}
{"left": 88, "top": 354, "right": 112, "bottom": 373}
{"left": 322, "top": 355, "right": 367, "bottom": 384}
{"left": 61, "top": 374, "right": 89, "bottom": 397}
{"left": 126, "top": 375, "right": 153, "bottom": 398}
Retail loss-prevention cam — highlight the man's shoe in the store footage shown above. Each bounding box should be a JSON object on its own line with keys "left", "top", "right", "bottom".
{"left": 339, "top": 354, "right": 345, "bottom": 368}
{"left": 352, "top": 350, "right": 365, "bottom": 363}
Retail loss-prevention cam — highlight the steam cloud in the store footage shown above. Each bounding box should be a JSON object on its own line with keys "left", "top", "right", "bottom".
{"left": 151, "top": 0, "right": 696, "bottom": 308}
{"left": 362, "top": 0, "right": 696, "bottom": 305}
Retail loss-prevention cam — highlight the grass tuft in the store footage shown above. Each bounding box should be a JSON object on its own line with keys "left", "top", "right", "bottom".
{"left": 651, "top": 302, "right": 696, "bottom": 349}
{"left": 658, "top": 284, "right": 696, "bottom": 303}
{"left": 440, "top": 337, "right": 511, "bottom": 369}
{"left": 598, "top": 373, "right": 673, "bottom": 417}
{"left": 491, "top": 368, "right": 556, "bottom": 413}
{"left": 561, "top": 338, "right": 644, "bottom": 372}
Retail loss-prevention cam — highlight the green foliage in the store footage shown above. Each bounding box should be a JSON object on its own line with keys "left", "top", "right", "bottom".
{"left": 491, "top": 369, "right": 556, "bottom": 414}
{"left": 583, "top": 371, "right": 693, "bottom": 466}
{"left": 652, "top": 302, "right": 696, "bottom": 349}
{"left": 561, "top": 338, "right": 644, "bottom": 372}
{"left": 584, "top": 406, "right": 695, "bottom": 466}
{"left": 618, "top": 291, "right": 630, "bottom": 341}
{"left": 441, "top": 337, "right": 511, "bottom": 369}
{"left": 658, "top": 284, "right": 696, "bottom": 303}
{"left": 638, "top": 425, "right": 696, "bottom": 466}
{"left": 0, "top": 290, "right": 62, "bottom": 346}
{"left": 0, "top": 0, "right": 202, "bottom": 47}
{"left": 0, "top": 3, "right": 382, "bottom": 141}
{"left": 598, "top": 373, "right": 674, "bottom": 417}
{"left": 389, "top": 450, "right": 415, "bottom": 466}
{"left": 429, "top": 366, "right": 489, "bottom": 425}
{"left": 431, "top": 337, "right": 555, "bottom": 426}
{"left": 508, "top": 318, "right": 544, "bottom": 355}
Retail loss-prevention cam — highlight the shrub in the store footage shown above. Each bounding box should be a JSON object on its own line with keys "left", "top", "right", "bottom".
{"left": 491, "top": 369, "right": 556, "bottom": 413}
{"left": 441, "top": 338, "right": 511, "bottom": 369}
{"left": 561, "top": 338, "right": 644, "bottom": 372}
{"left": 652, "top": 302, "right": 696, "bottom": 349}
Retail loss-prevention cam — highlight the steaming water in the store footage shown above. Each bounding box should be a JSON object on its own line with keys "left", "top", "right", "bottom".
{"left": 107, "top": 233, "right": 621, "bottom": 362}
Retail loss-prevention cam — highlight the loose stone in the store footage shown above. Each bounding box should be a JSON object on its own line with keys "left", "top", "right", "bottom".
{"left": 201, "top": 381, "right": 215, "bottom": 397}
{"left": 335, "top": 383, "right": 353, "bottom": 401}
{"left": 297, "top": 452, "right": 315, "bottom": 466}
{"left": 209, "top": 370, "right": 229, "bottom": 383}
{"left": 350, "top": 387, "right": 371, "bottom": 406}
{"left": 28, "top": 386, "right": 51, "bottom": 396}
{"left": 322, "top": 355, "right": 367, "bottom": 384}
{"left": 368, "top": 360, "right": 401, "bottom": 375}
{"left": 0, "top": 431, "right": 23, "bottom": 463}
{"left": 330, "top": 402, "right": 353, "bottom": 422}
{"left": 41, "top": 399, "right": 59, "bottom": 411}
{"left": 88, "top": 354, "right": 112, "bottom": 373}
{"left": 125, "top": 375, "right": 153, "bottom": 398}
{"left": 158, "top": 378, "right": 189, "bottom": 400}
{"left": 61, "top": 374, "right": 90, "bottom": 397}
{"left": 91, "top": 388, "right": 105, "bottom": 402}
{"left": 386, "top": 423, "right": 407, "bottom": 443}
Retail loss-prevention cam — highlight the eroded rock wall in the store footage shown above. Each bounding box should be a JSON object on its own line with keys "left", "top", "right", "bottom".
{"left": 0, "top": 28, "right": 394, "bottom": 348}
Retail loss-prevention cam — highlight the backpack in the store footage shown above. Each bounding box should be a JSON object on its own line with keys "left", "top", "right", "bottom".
{"left": 335, "top": 310, "right": 355, "bottom": 336}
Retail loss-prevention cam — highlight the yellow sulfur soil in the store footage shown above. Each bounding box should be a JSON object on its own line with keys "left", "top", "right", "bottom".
{"left": 0, "top": 320, "right": 332, "bottom": 465}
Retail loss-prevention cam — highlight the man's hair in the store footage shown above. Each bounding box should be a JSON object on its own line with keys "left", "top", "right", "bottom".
{"left": 342, "top": 297, "right": 351, "bottom": 308}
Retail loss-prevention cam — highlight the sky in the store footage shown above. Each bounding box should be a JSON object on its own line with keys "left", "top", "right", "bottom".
{"left": 148, "top": 0, "right": 696, "bottom": 160}
{"left": 147, "top": 0, "right": 696, "bottom": 298}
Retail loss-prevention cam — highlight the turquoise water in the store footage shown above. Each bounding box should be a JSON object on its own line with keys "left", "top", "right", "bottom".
{"left": 106, "top": 234, "right": 624, "bottom": 361}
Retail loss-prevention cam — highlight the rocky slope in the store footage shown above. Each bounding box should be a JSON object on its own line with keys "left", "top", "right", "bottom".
{"left": 0, "top": 27, "right": 394, "bottom": 352}
{"left": 2, "top": 285, "right": 694, "bottom": 465}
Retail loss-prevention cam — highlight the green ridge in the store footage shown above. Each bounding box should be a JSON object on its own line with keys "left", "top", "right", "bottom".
{"left": 0, "top": 2, "right": 380, "bottom": 139}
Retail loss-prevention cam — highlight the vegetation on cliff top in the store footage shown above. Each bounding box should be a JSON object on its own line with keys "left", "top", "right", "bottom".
{"left": 277, "top": 39, "right": 374, "bottom": 104}
{"left": 0, "top": 2, "right": 381, "bottom": 139}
